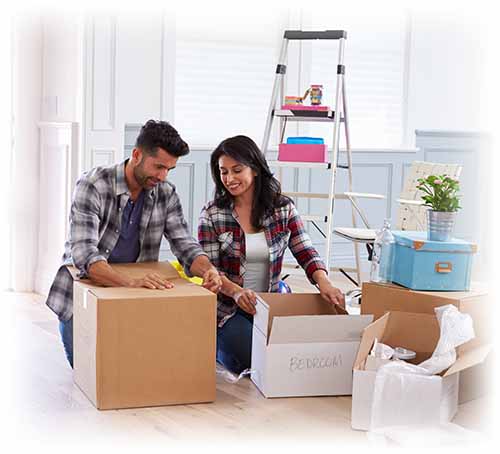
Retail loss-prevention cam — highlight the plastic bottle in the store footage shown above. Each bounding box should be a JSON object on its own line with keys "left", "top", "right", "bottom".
{"left": 370, "top": 219, "right": 395, "bottom": 283}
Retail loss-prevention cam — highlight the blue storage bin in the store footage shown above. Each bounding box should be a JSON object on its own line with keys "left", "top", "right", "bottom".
{"left": 391, "top": 231, "right": 477, "bottom": 291}
{"left": 286, "top": 136, "right": 324, "bottom": 144}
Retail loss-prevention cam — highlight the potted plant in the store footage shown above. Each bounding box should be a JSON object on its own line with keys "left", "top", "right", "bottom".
{"left": 416, "top": 174, "right": 461, "bottom": 241}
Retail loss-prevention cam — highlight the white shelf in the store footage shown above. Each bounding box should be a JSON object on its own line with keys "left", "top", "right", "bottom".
{"left": 274, "top": 109, "right": 344, "bottom": 122}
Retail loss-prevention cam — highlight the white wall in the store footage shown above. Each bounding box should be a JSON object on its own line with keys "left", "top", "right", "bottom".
{"left": 41, "top": 15, "right": 83, "bottom": 123}
{"left": 0, "top": 14, "right": 13, "bottom": 291}
{"left": 407, "top": 11, "right": 482, "bottom": 137}
{"left": 10, "top": 14, "right": 83, "bottom": 292}
{"left": 11, "top": 15, "right": 43, "bottom": 292}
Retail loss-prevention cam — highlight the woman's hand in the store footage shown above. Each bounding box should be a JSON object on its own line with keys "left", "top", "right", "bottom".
{"left": 233, "top": 288, "right": 257, "bottom": 315}
{"left": 318, "top": 281, "right": 345, "bottom": 308}
{"left": 202, "top": 267, "right": 222, "bottom": 293}
{"left": 313, "top": 270, "right": 345, "bottom": 308}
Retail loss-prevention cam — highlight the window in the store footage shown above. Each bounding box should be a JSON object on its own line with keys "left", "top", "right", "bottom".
{"left": 171, "top": 8, "right": 410, "bottom": 150}
{"left": 303, "top": 10, "right": 410, "bottom": 149}
{"left": 173, "top": 10, "right": 288, "bottom": 148}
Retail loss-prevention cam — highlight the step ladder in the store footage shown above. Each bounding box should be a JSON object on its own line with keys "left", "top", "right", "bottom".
{"left": 261, "top": 30, "right": 362, "bottom": 285}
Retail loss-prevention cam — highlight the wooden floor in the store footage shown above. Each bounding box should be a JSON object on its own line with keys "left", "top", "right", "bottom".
{"left": 5, "top": 271, "right": 493, "bottom": 448}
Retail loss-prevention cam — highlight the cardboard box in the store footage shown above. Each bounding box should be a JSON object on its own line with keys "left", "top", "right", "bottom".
{"left": 351, "top": 311, "right": 490, "bottom": 431}
{"left": 360, "top": 281, "right": 492, "bottom": 403}
{"left": 72, "top": 261, "right": 217, "bottom": 410}
{"left": 250, "top": 293, "right": 373, "bottom": 398}
{"left": 361, "top": 282, "right": 491, "bottom": 346}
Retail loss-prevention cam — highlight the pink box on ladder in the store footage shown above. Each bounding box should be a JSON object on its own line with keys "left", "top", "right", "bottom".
{"left": 278, "top": 143, "right": 328, "bottom": 163}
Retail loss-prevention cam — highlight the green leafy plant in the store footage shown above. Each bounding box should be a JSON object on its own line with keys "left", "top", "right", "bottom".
{"left": 416, "top": 174, "right": 461, "bottom": 212}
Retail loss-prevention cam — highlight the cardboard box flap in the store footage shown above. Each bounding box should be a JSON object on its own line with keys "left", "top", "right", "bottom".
{"left": 257, "top": 292, "right": 340, "bottom": 340}
{"left": 83, "top": 283, "right": 212, "bottom": 299}
{"left": 257, "top": 293, "right": 339, "bottom": 319}
{"left": 268, "top": 314, "right": 373, "bottom": 345}
{"left": 443, "top": 343, "right": 493, "bottom": 377}
{"left": 257, "top": 293, "right": 349, "bottom": 341}
{"left": 109, "top": 261, "right": 182, "bottom": 280}
{"left": 353, "top": 311, "right": 440, "bottom": 369}
{"left": 383, "top": 311, "right": 440, "bottom": 354}
{"left": 353, "top": 313, "right": 390, "bottom": 369}
{"left": 67, "top": 261, "right": 182, "bottom": 282}
{"left": 253, "top": 296, "right": 270, "bottom": 338}
{"left": 363, "top": 281, "right": 488, "bottom": 302}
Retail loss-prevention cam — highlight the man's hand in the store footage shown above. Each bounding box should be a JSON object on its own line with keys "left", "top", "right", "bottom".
{"left": 202, "top": 268, "right": 222, "bottom": 294}
{"left": 234, "top": 289, "right": 257, "bottom": 315}
{"left": 88, "top": 261, "right": 173, "bottom": 289}
{"left": 130, "top": 273, "right": 174, "bottom": 290}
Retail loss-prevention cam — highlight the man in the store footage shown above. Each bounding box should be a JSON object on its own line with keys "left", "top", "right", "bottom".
{"left": 46, "top": 119, "right": 222, "bottom": 367}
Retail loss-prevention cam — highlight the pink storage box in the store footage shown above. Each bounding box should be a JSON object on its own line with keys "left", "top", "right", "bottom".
{"left": 278, "top": 143, "right": 328, "bottom": 163}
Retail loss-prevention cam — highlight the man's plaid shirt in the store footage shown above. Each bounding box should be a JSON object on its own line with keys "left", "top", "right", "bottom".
{"left": 198, "top": 199, "right": 327, "bottom": 326}
{"left": 46, "top": 160, "right": 206, "bottom": 321}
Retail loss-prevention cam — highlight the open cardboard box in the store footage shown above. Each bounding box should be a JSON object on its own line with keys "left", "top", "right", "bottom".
{"left": 361, "top": 281, "right": 491, "bottom": 346}
{"left": 250, "top": 293, "right": 373, "bottom": 398}
{"left": 361, "top": 281, "right": 493, "bottom": 403}
{"left": 351, "top": 311, "right": 491, "bottom": 431}
{"left": 70, "top": 261, "right": 217, "bottom": 410}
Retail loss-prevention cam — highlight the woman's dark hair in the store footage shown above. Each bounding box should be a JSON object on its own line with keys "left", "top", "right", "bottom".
{"left": 135, "top": 119, "right": 189, "bottom": 157}
{"left": 210, "top": 135, "right": 289, "bottom": 229}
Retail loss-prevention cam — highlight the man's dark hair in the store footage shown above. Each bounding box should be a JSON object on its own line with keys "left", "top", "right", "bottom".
{"left": 135, "top": 119, "right": 189, "bottom": 157}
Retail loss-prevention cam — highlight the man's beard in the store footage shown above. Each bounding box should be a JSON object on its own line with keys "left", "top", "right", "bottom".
{"left": 133, "top": 159, "right": 155, "bottom": 189}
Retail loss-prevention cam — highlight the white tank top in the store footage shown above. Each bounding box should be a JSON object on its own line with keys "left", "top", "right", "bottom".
{"left": 243, "top": 231, "right": 270, "bottom": 292}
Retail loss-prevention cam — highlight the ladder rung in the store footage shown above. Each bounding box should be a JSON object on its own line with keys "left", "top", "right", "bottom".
{"left": 284, "top": 30, "right": 347, "bottom": 41}
{"left": 302, "top": 214, "right": 328, "bottom": 223}
{"left": 284, "top": 191, "right": 329, "bottom": 199}
{"left": 274, "top": 109, "right": 344, "bottom": 122}
{"left": 268, "top": 160, "right": 331, "bottom": 169}
{"left": 283, "top": 192, "right": 351, "bottom": 200}
{"left": 282, "top": 263, "right": 357, "bottom": 274}
{"left": 268, "top": 160, "right": 350, "bottom": 170}
{"left": 331, "top": 266, "right": 357, "bottom": 273}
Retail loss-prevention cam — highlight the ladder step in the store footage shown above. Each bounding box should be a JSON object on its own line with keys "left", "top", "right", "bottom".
{"left": 282, "top": 263, "right": 357, "bottom": 274}
{"left": 284, "top": 30, "right": 347, "bottom": 41}
{"left": 284, "top": 191, "right": 329, "bottom": 199}
{"left": 274, "top": 109, "right": 344, "bottom": 122}
{"left": 302, "top": 214, "right": 328, "bottom": 223}
{"left": 268, "top": 160, "right": 331, "bottom": 169}
{"left": 268, "top": 160, "right": 350, "bottom": 170}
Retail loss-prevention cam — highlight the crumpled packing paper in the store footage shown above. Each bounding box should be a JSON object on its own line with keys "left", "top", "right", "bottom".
{"left": 369, "top": 304, "right": 475, "bottom": 432}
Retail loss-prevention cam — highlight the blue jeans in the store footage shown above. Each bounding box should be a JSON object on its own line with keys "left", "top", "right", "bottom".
{"left": 217, "top": 309, "right": 253, "bottom": 375}
{"left": 59, "top": 317, "right": 74, "bottom": 368}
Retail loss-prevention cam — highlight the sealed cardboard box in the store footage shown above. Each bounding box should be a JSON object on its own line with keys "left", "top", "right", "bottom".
{"left": 361, "top": 281, "right": 492, "bottom": 403}
{"left": 71, "top": 261, "right": 216, "bottom": 410}
{"left": 351, "top": 311, "right": 490, "bottom": 431}
{"left": 250, "top": 293, "right": 373, "bottom": 398}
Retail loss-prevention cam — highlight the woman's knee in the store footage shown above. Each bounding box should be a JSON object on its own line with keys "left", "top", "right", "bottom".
{"left": 217, "top": 314, "right": 253, "bottom": 373}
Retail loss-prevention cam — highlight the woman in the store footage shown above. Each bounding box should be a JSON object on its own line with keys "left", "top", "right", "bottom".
{"left": 198, "top": 135, "right": 345, "bottom": 374}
